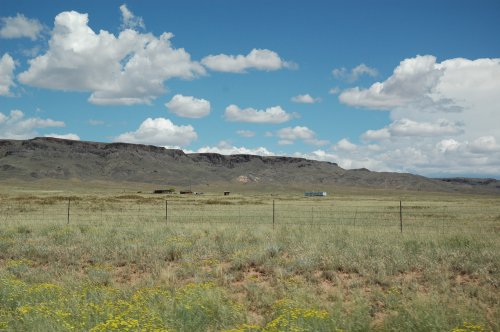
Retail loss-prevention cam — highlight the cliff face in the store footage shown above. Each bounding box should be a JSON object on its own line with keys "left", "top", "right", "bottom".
{"left": 0, "top": 137, "right": 343, "bottom": 184}
{"left": 0, "top": 137, "right": 498, "bottom": 193}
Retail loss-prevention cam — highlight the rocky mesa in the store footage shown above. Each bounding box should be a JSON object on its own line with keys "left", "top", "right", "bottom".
{"left": 0, "top": 137, "right": 498, "bottom": 193}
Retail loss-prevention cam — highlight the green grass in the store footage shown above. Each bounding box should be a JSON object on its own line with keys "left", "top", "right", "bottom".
{"left": 0, "top": 188, "right": 498, "bottom": 331}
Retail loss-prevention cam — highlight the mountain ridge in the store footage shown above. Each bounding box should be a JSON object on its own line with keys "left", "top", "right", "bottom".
{"left": 0, "top": 137, "right": 498, "bottom": 194}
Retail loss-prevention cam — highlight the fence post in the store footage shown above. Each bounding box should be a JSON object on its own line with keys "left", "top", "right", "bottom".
{"left": 399, "top": 200, "right": 403, "bottom": 233}
{"left": 272, "top": 200, "right": 275, "bottom": 230}
{"left": 165, "top": 200, "right": 168, "bottom": 224}
{"left": 441, "top": 206, "right": 445, "bottom": 235}
{"left": 311, "top": 206, "right": 313, "bottom": 224}
{"left": 67, "top": 198, "right": 71, "bottom": 225}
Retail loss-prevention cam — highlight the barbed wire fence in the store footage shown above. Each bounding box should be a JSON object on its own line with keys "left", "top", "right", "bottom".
{"left": 1, "top": 198, "right": 499, "bottom": 233}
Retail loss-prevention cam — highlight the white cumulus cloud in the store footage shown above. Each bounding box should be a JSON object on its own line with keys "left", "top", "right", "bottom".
{"left": 165, "top": 94, "right": 211, "bottom": 118}
{"left": 468, "top": 136, "right": 500, "bottom": 154}
{"left": 328, "top": 87, "right": 340, "bottom": 95}
{"left": 291, "top": 94, "right": 321, "bottom": 104}
{"left": 0, "top": 110, "right": 65, "bottom": 139}
{"left": 332, "top": 63, "right": 378, "bottom": 82}
{"left": 363, "top": 119, "right": 464, "bottom": 141}
{"left": 18, "top": 10, "right": 205, "bottom": 105}
{"left": 0, "top": 13, "right": 43, "bottom": 40}
{"left": 277, "top": 126, "right": 315, "bottom": 140}
{"left": 0, "top": 53, "right": 16, "bottom": 96}
{"left": 308, "top": 134, "right": 500, "bottom": 177}
{"left": 114, "top": 117, "right": 197, "bottom": 147}
{"left": 277, "top": 126, "right": 328, "bottom": 146}
{"left": 119, "top": 4, "right": 145, "bottom": 30}
{"left": 339, "top": 55, "right": 456, "bottom": 111}
{"left": 201, "top": 48, "right": 294, "bottom": 73}
{"left": 294, "top": 149, "right": 387, "bottom": 171}
{"left": 436, "top": 139, "right": 461, "bottom": 153}
{"left": 225, "top": 104, "right": 295, "bottom": 124}
{"left": 338, "top": 56, "right": 500, "bottom": 143}
{"left": 197, "top": 141, "right": 274, "bottom": 156}
{"left": 335, "top": 55, "right": 500, "bottom": 176}
{"left": 44, "top": 133, "right": 80, "bottom": 140}
{"left": 333, "top": 138, "right": 357, "bottom": 151}
{"left": 236, "top": 130, "right": 255, "bottom": 138}
{"left": 389, "top": 118, "right": 463, "bottom": 137}
{"left": 88, "top": 119, "right": 105, "bottom": 126}
{"left": 362, "top": 128, "right": 391, "bottom": 141}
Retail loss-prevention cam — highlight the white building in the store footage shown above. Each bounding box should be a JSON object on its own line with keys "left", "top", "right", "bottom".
{"left": 304, "top": 192, "right": 327, "bottom": 197}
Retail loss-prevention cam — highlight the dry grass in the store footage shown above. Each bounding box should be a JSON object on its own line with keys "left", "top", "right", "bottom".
{"left": 0, "top": 182, "right": 498, "bottom": 331}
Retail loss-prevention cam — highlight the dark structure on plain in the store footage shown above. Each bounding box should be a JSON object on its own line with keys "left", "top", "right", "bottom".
{"left": 180, "top": 190, "right": 193, "bottom": 195}
{"left": 224, "top": 191, "right": 230, "bottom": 196}
{"left": 154, "top": 189, "right": 175, "bottom": 194}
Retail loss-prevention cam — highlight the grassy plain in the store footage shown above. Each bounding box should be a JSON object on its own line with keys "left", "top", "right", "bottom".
{"left": 0, "top": 180, "right": 499, "bottom": 331}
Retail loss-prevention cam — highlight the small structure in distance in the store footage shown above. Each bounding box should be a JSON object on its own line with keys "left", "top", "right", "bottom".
{"left": 180, "top": 190, "right": 193, "bottom": 195}
{"left": 224, "top": 191, "right": 230, "bottom": 196}
{"left": 153, "top": 188, "right": 175, "bottom": 194}
{"left": 305, "top": 191, "right": 327, "bottom": 197}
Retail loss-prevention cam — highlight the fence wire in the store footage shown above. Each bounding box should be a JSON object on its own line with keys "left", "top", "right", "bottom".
{"left": 1, "top": 199, "right": 499, "bottom": 233}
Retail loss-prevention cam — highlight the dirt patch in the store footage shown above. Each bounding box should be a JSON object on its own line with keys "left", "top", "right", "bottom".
{"left": 395, "top": 269, "right": 424, "bottom": 283}
{"left": 452, "top": 273, "right": 480, "bottom": 286}
{"left": 113, "top": 264, "right": 151, "bottom": 285}
{"left": 370, "top": 310, "right": 399, "bottom": 330}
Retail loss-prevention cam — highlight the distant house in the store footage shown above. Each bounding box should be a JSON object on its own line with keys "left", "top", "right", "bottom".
{"left": 180, "top": 190, "right": 193, "bottom": 195}
{"left": 224, "top": 191, "right": 230, "bottom": 196}
{"left": 153, "top": 189, "right": 175, "bottom": 194}
{"left": 305, "top": 192, "right": 327, "bottom": 197}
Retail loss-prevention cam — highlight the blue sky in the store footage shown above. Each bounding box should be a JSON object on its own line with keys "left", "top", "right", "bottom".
{"left": 1, "top": 0, "right": 499, "bottom": 177}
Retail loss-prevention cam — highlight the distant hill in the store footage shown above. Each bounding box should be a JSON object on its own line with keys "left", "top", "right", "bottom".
{"left": 0, "top": 137, "right": 498, "bottom": 194}
{"left": 434, "top": 177, "right": 500, "bottom": 191}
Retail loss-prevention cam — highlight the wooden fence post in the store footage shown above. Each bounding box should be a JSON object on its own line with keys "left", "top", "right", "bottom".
{"left": 441, "top": 206, "right": 445, "bottom": 235}
{"left": 272, "top": 200, "right": 275, "bottom": 230}
{"left": 400, "top": 200, "right": 403, "bottom": 233}
{"left": 67, "top": 198, "right": 71, "bottom": 225}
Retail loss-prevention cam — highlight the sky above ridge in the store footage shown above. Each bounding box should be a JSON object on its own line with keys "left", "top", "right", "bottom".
{"left": 1, "top": 0, "right": 499, "bottom": 178}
